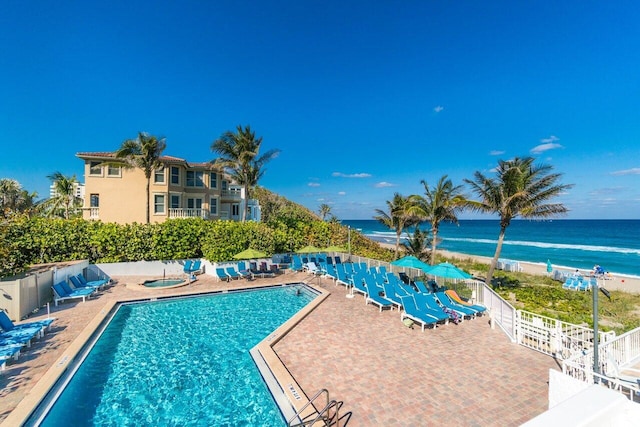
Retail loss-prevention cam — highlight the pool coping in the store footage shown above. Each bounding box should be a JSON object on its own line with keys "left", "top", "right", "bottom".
{"left": 2, "top": 281, "right": 329, "bottom": 426}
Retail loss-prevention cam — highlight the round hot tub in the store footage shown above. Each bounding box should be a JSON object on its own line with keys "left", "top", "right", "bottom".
{"left": 142, "top": 278, "right": 187, "bottom": 288}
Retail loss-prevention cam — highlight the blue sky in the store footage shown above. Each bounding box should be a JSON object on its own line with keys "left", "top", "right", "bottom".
{"left": 1, "top": 1, "right": 638, "bottom": 220}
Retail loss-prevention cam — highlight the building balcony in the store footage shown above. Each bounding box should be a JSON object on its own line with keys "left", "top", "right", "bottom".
{"left": 89, "top": 207, "right": 99, "bottom": 220}
{"left": 220, "top": 189, "right": 242, "bottom": 200}
{"left": 168, "top": 208, "right": 209, "bottom": 219}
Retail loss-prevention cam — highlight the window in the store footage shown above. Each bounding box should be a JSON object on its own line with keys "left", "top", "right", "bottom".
{"left": 107, "top": 165, "right": 121, "bottom": 177}
{"left": 186, "top": 171, "right": 204, "bottom": 187}
{"left": 154, "top": 194, "right": 166, "bottom": 214}
{"left": 154, "top": 167, "right": 165, "bottom": 183}
{"left": 171, "top": 166, "right": 180, "bottom": 185}
{"left": 170, "top": 194, "right": 180, "bottom": 209}
{"left": 90, "top": 194, "right": 99, "bottom": 207}
{"left": 209, "top": 197, "right": 218, "bottom": 215}
{"left": 89, "top": 161, "right": 102, "bottom": 176}
{"left": 210, "top": 172, "right": 217, "bottom": 189}
{"left": 221, "top": 180, "right": 228, "bottom": 191}
{"left": 232, "top": 204, "right": 239, "bottom": 216}
{"left": 187, "top": 198, "right": 202, "bottom": 209}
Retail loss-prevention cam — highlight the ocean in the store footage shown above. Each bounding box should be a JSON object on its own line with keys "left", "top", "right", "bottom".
{"left": 342, "top": 219, "right": 640, "bottom": 278}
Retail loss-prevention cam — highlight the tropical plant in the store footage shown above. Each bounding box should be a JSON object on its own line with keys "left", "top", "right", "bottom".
{"left": 373, "top": 193, "right": 418, "bottom": 259}
{"left": 409, "top": 175, "right": 466, "bottom": 265}
{"left": 464, "top": 157, "right": 573, "bottom": 285}
{"left": 0, "top": 178, "right": 38, "bottom": 218}
{"left": 401, "top": 227, "right": 431, "bottom": 261}
{"left": 318, "top": 203, "right": 332, "bottom": 220}
{"left": 211, "top": 125, "right": 280, "bottom": 221}
{"left": 115, "top": 132, "right": 167, "bottom": 224}
{"left": 43, "top": 172, "right": 82, "bottom": 219}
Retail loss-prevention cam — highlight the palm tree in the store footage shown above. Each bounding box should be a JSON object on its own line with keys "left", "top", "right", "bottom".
{"left": 44, "top": 172, "right": 82, "bottom": 219}
{"left": 464, "top": 157, "right": 573, "bottom": 285}
{"left": 410, "top": 175, "right": 466, "bottom": 265}
{"left": 402, "top": 227, "right": 431, "bottom": 261}
{"left": 0, "top": 178, "right": 38, "bottom": 218}
{"left": 115, "top": 132, "right": 167, "bottom": 224}
{"left": 211, "top": 125, "right": 280, "bottom": 222}
{"left": 318, "top": 203, "right": 332, "bottom": 220}
{"left": 373, "top": 193, "right": 417, "bottom": 259}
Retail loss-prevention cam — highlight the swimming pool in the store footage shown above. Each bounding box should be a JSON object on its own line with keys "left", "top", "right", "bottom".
{"left": 31, "top": 285, "right": 316, "bottom": 426}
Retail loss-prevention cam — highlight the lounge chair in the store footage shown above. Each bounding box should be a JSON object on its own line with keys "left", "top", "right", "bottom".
{"left": 52, "top": 281, "right": 96, "bottom": 306}
{"left": 186, "top": 260, "right": 203, "bottom": 275}
{"left": 75, "top": 273, "right": 110, "bottom": 288}
{"left": 604, "top": 353, "right": 640, "bottom": 390}
{"left": 364, "top": 281, "right": 393, "bottom": 312}
{"left": 349, "top": 273, "right": 369, "bottom": 297}
{"left": 399, "top": 295, "right": 439, "bottom": 332}
{"left": 434, "top": 291, "right": 477, "bottom": 318}
{"left": 381, "top": 282, "right": 404, "bottom": 310}
{"left": 444, "top": 290, "right": 487, "bottom": 314}
{"left": 269, "top": 264, "right": 283, "bottom": 275}
{"left": 215, "top": 268, "right": 231, "bottom": 282}
{"left": 257, "top": 262, "right": 275, "bottom": 277}
{"left": 225, "top": 267, "right": 243, "bottom": 280}
{"left": 69, "top": 275, "right": 102, "bottom": 291}
{"left": 182, "top": 260, "right": 193, "bottom": 273}
{"left": 413, "top": 293, "right": 451, "bottom": 324}
{"left": 0, "top": 310, "right": 54, "bottom": 339}
{"left": 303, "top": 262, "right": 321, "bottom": 275}
{"left": 1, "top": 343, "right": 22, "bottom": 371}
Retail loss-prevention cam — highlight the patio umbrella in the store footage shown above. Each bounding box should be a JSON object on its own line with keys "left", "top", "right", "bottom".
{"left": 323, "top": 245, "right": 346, "bottom": 252}
{"left": 424, "top": 262, "right": 471, "bottom": 280}
{"left": 295, "top": 245, "right": 322, "bottom": 254}
{"left": 232, "top": 248, "right": 267, "bottom": 260}
{"left": 390, "top": 255, "right": 431, "bottom": 272}
{"left": 546, "top": 260, "right": 553, "bottom": 274}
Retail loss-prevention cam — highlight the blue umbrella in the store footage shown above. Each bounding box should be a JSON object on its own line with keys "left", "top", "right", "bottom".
{"left": 390, "top": 256, "right": 431, "bottom": 272}
{"left": 424, "top": 262, "right": 471, "bottom": 280}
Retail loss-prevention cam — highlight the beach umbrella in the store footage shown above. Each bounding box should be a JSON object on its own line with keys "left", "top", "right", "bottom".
{"left": 424, "top": 262, "right": 471, "bottom": 280}
{"left": 232, "top": 248, "right": 267, "bottom": 260}
{"left": 295, "top": 245, "right": 322, "bottom": 254}
{"left": 546, "top": 260, "right": 553, "bottom": 274}
{"left": 390, "top": 255, "right": 431, "bottom": 272}
{"left": 323, "top": 245, "right": 346, "bottom": 252}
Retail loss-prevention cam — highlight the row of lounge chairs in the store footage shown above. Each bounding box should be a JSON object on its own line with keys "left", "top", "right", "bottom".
{"left": 52, "top": 273, "right": 111, "bottom": 306}
{"left": 214, "top": 261, "right": 284, "bottom": 282}
{"left": 323, "top": 263, "right": 486, "bottom": 332}
{"left": 562, "top": 276, "right": 596, "bottom": 292}
{"left": 1, "top": 310, "right": 55, "bottom": 372}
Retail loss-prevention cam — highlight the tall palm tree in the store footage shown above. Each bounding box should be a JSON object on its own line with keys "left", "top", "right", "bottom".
{"left": 410, "top": 175, "right": 466, "bottom": 265}
{"left": 464, "top": 157, "right": 573, "bottom": 285}
{"left": 373, "top": 193, "right": 417, "bottom": 259}
{"left": 115, "top": 132, "right": 167, "bottom": 224}
{"left": 45, "top": 172, "right": 82, "bottom": 219}
{"left": 211, "top": 125, "right": 280, "bottom": 222}
{"left": 0, "top": 178, "right": 37, "bottom": 218}
{"left": 318, "top": 203, "right": 332, "bottom": 220}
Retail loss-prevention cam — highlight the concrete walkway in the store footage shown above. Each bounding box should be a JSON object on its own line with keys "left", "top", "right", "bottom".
{"left": 0, "top": 273, "right": 559, "bottom": 425}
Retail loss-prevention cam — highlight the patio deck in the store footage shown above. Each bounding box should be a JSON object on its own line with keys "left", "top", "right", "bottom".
{"left": 0, "top": 273, "right": 558, "bottom": 426}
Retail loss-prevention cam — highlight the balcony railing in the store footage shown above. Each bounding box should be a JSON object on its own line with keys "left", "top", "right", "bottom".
{"left": 168, "top": 208, "right": 209, "bottom": 219}
{"left": 221, "top": 189, "right": 242, "bottom": 200}
{"left": 89, "top": 207, "right": 99, "bottom": 219}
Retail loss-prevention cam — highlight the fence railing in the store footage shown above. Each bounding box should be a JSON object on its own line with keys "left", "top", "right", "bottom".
{"left": 168, "top": 208, "right": 209, "bottom": 219}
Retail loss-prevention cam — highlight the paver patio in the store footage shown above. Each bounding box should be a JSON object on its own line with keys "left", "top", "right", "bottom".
{"left": 0, "top": 272, "right": 559, "bottom": 426}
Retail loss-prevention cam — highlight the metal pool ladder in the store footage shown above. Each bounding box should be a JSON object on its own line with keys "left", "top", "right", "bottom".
{"left": 288, "top": 388, "right": 343, "bottom": 426}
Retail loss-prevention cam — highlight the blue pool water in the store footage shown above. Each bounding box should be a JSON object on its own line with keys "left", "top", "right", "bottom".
{"left": 37, "top": 285, "right": 315, "bottom": 426}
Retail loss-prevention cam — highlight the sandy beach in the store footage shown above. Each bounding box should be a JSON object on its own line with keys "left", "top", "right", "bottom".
{"left": 378, "top": 242, "right": 640, "bottom": 294}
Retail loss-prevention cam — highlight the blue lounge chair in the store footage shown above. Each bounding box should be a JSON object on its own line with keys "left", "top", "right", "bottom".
{"left": 444, "top": 290, "right": 487, "bottom": 315}
{"left": 1, "top": 342, "right": 23, "bottom": 371}
{"left": 225, "top": 267, "right": 242, "bottom": 280}
{"left": 183, "top": 260, "right": 194, "bottom": 273}
{"left": 52, "top": 281, "right": 96, "bottom": 306}
{"left": 350, "top": 273, "right": 368, "bottom": 297}
{"left": 435, "top": 291, "right": 477, "bottom": 318}
{"left": 215, "top": 268, "right": 231, "bottom": 282}
{"left": 364, "top": 282, "right": 393, "bottom": 312}
{"left": 381, "top": 282, "right": 404, "bottom": 310}
{"left": 413, "top": 293, "right": 450, "bottom": 324}
{"left": 75, "top": 273, "right": 110, "bottom": 288}
{"left": 69, "top": 275, "right": 102, "bottom": 291}
{"left": 0, "top": 311, "right": 54, "bottom": 339}
{"left": 399, "top": 296, "right": 439, "bottom": 332}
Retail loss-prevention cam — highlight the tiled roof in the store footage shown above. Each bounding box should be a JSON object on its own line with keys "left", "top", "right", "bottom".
{"left": 76, "top": 152, "right": 220, "bottom": 169}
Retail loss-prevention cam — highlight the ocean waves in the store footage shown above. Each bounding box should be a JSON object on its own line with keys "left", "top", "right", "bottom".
{"left": 444, "top": 237, "right": 640, "bottom": 256}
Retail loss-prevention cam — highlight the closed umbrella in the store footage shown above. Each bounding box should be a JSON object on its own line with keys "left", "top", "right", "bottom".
{"left": 424, "top": 262, "right": 471, "bottom": 280}
{"left": 233, "top": 248, "right": 267, "bottom": 260}
{"left": 546, "top": 260, "right": 553, "bottom": 274}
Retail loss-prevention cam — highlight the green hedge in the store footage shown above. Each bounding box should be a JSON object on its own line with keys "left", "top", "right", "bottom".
{"left": 0, "top": 217, "right": 393, "bottom": 277}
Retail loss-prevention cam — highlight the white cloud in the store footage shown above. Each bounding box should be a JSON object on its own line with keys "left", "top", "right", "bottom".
{"left": 338, "top": 191, "right": 346, "bottom": 196}
{"left": 489, "top": 150, "right": 505, "bottom": 156}
{"left": 434, "top": 105, "right": 444, "bottom": 113}
{"left": 307, "top": 182, "right": 320, "bottom": 187}
{"left": 531, "top": 135, "right": 563, "bottom": 154}
{"left": 374, "top": 181, "right": 394, "bottom": 188}
{"left": 611, "top": 168, "right": 640, "bottom": 176}
{"left": 332, "top": 172, "right": 372, "bottom": 178}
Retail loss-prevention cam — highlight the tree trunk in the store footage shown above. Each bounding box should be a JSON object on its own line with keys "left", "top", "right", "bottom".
{"left": 145, "top": 177, "right": 150, "bottom": 224}
{"left": 430, "top": 227, "right": 438, "bottom": 265}
{"left": 241, "top": 184, "right": 248, "bottom": 222}
{"left": 395, "top": 230, "right": 401, "bottom": 259}
{"left": 486, "top": 226, "right": 507, "bottom": 286}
